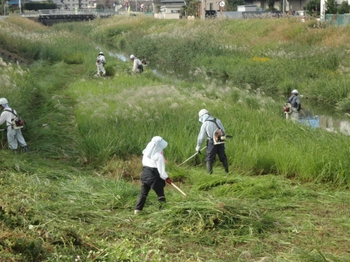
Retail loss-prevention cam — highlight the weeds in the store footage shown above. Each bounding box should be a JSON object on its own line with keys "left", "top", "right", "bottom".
{"left": 1, "top": 16, "right": 350, "bottom": 261}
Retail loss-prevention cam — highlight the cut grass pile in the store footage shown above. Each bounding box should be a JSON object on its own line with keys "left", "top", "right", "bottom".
{"left": 1, "top": 166, "right": 349, "bottom": 261}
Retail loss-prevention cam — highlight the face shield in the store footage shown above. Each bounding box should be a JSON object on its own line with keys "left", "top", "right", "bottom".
{"left": 199, "top": 113, "right": 209, "bottom": 123}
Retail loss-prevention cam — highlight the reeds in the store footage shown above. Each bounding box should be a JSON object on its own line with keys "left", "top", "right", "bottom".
{"left": 1, "top": 16, "right": 350, "bottom": 261}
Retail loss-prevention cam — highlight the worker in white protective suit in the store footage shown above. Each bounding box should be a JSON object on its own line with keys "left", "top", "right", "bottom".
{"left": 130, "top": 54, "right": 145, "bottom": 73}
{"left": 134, "top": 136, "right": 172, "bottom": 214}
{"left": 96, "top": 51, "right": 106, "bottom": 76}
{"left": 0, "top": 98, "right": 29, "bottom": 153}
{"left": 196, "top": 109, "right": 229, "bottom": 174}
{"left": 285, "top": 89, "right": 301, "bottom": 122}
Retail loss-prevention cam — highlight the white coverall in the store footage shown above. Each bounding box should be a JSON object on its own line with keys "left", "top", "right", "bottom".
{"left": 96, "top": 54, "right": 106, "bottom": 76}
{"left": 0, "top": 106, "right": 27, "bottom": 150}
{"left": 132, "top": 57, "right": 143, "bottom": 73}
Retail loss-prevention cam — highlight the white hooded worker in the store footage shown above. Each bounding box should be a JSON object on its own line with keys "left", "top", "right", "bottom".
{"left": 286, "top": 89, "right": 301, "bottom": 122}
{"left": 130, "top": 54, "right": 144, "bottom": 73}
{"left": 134, "top": 136, "right": 172, "bottom": 214}
{"left": 196, "top": 109, "right": 229, "bottom": 174}
{"left": 96, "top": 51, "right": 106, "bottom": 76}
{"left": 0, "top": 98, "right": 29, "bottom": 152}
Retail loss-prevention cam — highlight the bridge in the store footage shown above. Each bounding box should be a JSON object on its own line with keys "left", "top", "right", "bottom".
{"left": 21, "top": 9, "right": 118, "bottom": 25}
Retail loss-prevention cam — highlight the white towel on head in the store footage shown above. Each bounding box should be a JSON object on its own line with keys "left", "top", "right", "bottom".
{"left": 142, "top": 136, "right": 168, "bottom": 160}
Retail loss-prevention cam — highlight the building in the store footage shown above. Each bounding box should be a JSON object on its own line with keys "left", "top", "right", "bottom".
{"left": 154, "top": 0, "right": 183, "bottom": 19}
{"left": 237, "top": 5, "right": 257, "bottom": 11}
{"left": 153, "top": 0, "right": 221, "bottom": 19}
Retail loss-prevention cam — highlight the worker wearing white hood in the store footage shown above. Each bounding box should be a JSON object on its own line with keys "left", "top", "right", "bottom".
{"left": 196, "top": 109, "right": 229, "bottom": 174}
{"left": 134, "top": 136, "right": 172, "bottom": 214}
{"left": 0, "top": 98, "right": 29, "bottom": 153}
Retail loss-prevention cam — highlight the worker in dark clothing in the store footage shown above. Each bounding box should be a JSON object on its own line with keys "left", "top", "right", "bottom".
{"left": 134, "top": 136, "right": 172, "bottom": 214}
{"left": 196, "top": 109, "right": 229, "bottom": 174}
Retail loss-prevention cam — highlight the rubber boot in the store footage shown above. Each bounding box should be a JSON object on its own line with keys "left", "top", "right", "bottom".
{"left": 222, "top": 159, "right": 229, "bottom": 173}
{"left": 206, "top": 161, "right": 213, "bottom": 174}
{"left": 24, "top": 146, "right": 29, "bottom": 152}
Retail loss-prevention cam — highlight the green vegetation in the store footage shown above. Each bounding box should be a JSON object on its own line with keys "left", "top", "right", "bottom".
{"left": 0, "top": 15, "right": 350, "bottom": 261}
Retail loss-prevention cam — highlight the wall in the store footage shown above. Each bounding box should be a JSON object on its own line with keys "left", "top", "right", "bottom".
{"left": 154, "top": 13, "right": 180, "bottom": 19}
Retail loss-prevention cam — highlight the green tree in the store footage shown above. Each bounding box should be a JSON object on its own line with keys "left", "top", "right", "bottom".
{"left": 338, "top": 1, "right": 350, "bottom": 14}
{"left": 0, "top": 1, "right": 4, "bottom": 15}
{"left": 306, "top": 0, "right": 320, "bottom": 16}
{"left": 326, "top": 0, "right": 338, "bottom": 14}
{"left": 267, "top": 0, "right": 276, "bottom": 10}
{"left": 182, "top": 0, "right": 199, "bottom": 16}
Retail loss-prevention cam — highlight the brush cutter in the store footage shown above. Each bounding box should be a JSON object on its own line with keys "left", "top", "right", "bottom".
{"left": 171, "top": 182, "right": 187, "bottom": 197}
{"left": 178, "top": 146, "right": 207, "bottom": 167}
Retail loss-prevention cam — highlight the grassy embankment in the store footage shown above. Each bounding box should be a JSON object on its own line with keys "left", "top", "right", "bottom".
{"left": 0, "top": 15, "right": 350, "bottom": 261}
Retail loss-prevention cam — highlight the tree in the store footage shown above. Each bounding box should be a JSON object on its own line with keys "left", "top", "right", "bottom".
{"left": 306, "top": 0, "right": 320, "bottom": 16}
{"left": 182, "top": 0, "right": 198, "bottom": 16}
{"left": 267, "top": 0, "right": 276, "bottom": 10}
{"left": 338, "top": 1, "right": 349, "bottom": 14}
{"left": 1, "top": 0, "right": 6, "bottom": 15}
{"left": 326, "top": 0, "right": 337, "bottom": 14}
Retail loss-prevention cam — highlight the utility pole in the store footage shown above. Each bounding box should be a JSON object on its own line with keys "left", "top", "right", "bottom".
{"left": 4, "top": 0, "right": 6, "bottom": 16}
{"left": 320, "top": 0, "right": 325, "bottom": 21}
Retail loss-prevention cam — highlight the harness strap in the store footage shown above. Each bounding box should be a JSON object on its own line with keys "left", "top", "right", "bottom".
{"left": 207, "top": 118, "right": 220, "bottom": 129}
{"left": 205, "top": 118, "right": 224, "bottom": 138}
{"left": 4, "top": 108, "right": 18, "bottom": 117}
{"left": 3, "top": 109, "right": 18, "bottom": 126}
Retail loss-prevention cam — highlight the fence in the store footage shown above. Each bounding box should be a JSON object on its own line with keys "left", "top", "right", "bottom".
{"left": 222, "top": 11, "right": 285, "bottom": 19}
{"left": 325, "top": 14, "right": 350, "bottom": 26}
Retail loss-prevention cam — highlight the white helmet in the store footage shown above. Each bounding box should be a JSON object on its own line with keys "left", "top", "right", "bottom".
{"left": 0, "top": 98, "right": 8, "bottom": 105}
{"left": 99, "top": 51, "right": 103, "bottom": 55}
{"left": 130, "top": 54, "right": 135, "bottom": 59}
{"left": 291, "top": 89, "right": 298, "bottom": 94}
{"left": 198, "top": 109, "right": 209, "bottom": 117}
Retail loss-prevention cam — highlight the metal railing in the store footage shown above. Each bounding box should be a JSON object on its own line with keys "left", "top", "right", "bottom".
{"left": 38, "top": 9, "right": 116, "bottom": 15}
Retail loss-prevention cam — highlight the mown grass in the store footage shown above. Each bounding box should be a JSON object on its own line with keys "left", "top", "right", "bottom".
{"left": 0, "top": 15, "right": 350, "bottom": 261}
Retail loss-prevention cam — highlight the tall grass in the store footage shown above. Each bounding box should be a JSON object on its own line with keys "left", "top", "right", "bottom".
{"left": 2, "top": 16, "right": 350, "bottom": 182}
{"left": 1, "top": 16, "right": 350, "bottom": 261}
{"left": 88, "top": 16, "right": 350, "bottom": 112}
{"left": 0, "top": 16, "right": 94, "bottom": 64}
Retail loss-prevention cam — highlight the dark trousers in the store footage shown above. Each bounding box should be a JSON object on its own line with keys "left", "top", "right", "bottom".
{"left": 205, "top": 140, "right": 227, "bottom": 163}
{"left": 135, "top": 167, "right": 166, "bottom": 211}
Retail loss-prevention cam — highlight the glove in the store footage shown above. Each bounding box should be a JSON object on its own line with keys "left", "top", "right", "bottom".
{"left": 195, "top": 145, "right": 201, "bottom": 154}
{"left": 166, "top": 178, "right": 172, "bottom": 184}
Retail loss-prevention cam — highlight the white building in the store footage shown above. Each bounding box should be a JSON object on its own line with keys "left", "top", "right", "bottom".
{"left": 237, "top": 5, "right": 257, "bottom": 12}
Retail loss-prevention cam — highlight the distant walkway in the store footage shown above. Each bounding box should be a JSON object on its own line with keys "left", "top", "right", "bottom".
{"left": 2, "top": 9, "right": 118, "bottom": 25}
